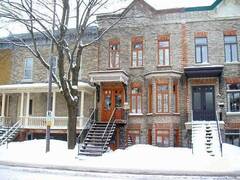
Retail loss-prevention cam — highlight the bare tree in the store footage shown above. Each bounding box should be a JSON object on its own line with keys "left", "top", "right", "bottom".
{"left": 0, "top": 0, "right": 125, "bottom": 149}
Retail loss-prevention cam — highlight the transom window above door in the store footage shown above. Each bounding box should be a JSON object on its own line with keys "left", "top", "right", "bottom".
{"left": 131, "top": 36, "right": 143, "bottom": 67}
{"left": 195, "top": 37, "right": 208, "bottom": 64}
{"left": 109, "top": 39, "right": 120, "bottom": 68}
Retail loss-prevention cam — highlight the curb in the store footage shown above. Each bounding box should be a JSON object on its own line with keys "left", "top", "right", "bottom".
{"left": 0, "top": 160, "right": 240, "bottom": 177}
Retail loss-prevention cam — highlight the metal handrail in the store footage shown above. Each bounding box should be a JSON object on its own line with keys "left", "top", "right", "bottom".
{"left": 77, "top": 108, "right": 96, "bottom": 144}
{"left": 102, "top": 119, "right": 116, "bottom": 151}
{"left": 77, "top": 108, "right": 96, "bottom": 155}
{"left": 101, "top": 107, "right": 117, "bottom": 140}
{"left": 0, "top": 120, "right": 22, "bottom": 146}
{"left": 216, "top": 111, "right": 223, "bottom": 157}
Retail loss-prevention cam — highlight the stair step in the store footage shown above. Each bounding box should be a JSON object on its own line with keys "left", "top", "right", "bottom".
{"left": 88, "top": 131, "right": 113, "bottom": 135}
{"left": 84, "top": 142, "right": 106, "bottom": 145}
{"left": 80, "top": 147, "right": 105, "bottom": 152}
{"left": 86, "top": 135, "right": 110, "bottom": 139}
{"left": 84, "top": 138, "right": 111, "bottom": 143}
{"left": 92, "top": 124, "right": 116, "bottom": 127}
{"left": 78, "top": 151, "right": 103, "bottom": 156}
{"left": 82, "top": 145, "right": 108, "bottom": 149}
{"left": 77, "top": 122, "right": 116, "bottom": 156}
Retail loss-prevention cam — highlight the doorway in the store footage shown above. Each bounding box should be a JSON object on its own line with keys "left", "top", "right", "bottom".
{"left": 101, "top": 83, "right": 124, "bottom": 122}
{"left": 192, "top": 86, "right": 215, "bottom": 121}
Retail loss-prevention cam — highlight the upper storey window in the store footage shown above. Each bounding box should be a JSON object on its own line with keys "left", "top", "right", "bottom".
{"left": 158, "top": 35, "right": 170, "bottom": 66}
{"left": 195, "top": 37, "right": 208, "bottom": 64}
{"left": 50, "top": 56, "right": 58, "bottom": 74}
{"left": 23, "top": 58, "right": 33, "bottom": 81}
{"left": 224, "top": 35, "right": 238, "bottom": 63}
{"left": 109, "top": 39, "right": 120, "bottom": 68}
{"left": 131, "top": 36, "right": 143, "bottom": 67}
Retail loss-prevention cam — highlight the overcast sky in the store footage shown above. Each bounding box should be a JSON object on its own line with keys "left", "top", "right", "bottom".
{"left": 109, "top": 0, "right": 215, "bottom": 11}
{"left": 0, "top": 0, "right": 215, "bottom": 37}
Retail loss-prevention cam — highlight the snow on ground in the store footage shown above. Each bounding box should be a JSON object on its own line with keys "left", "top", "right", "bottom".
{"left": 0, "top": 139, "right": 240, "bottom": 173}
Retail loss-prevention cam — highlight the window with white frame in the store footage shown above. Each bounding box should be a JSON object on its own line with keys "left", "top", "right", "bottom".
{"left": 227, "top": 83, "right": 240, "bottom": 112}
{"left": 52, "top": 56, "right": 58, "bottom": 74}
{"left": 127, "top": 129, "right": 140, "bottom": 145}
{"left": 109, "top": 40, "right": 120, "bottom": 68}
{"left": 158, "top": 39, "right": 170, "bottom": 66}
{"left": 23, "top": 58, "right": 33, "bottom": 80}
{"left": 131, "top": 86, "right": 142, "bottom": 113}
{"left": 131, "top": 37, "right": 143, "bottom": 67}
{"left": 157, "top": 84, "right": 169, "bottom": 113}
{"left": 131, "top": 84, "right": 142, "bottom": 114}
{"left": 224, "top": 36, "right": 238, "bottom": 63}
{"left": 195, "top": 37, "right": 208, "bottom": 64}
{"left": 155, "top": 129, "right": 170, "bottom": 147}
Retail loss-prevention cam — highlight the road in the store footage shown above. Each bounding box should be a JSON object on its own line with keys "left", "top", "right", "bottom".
{"left": 0, "top": 165, "right": 239, "bottom": 180}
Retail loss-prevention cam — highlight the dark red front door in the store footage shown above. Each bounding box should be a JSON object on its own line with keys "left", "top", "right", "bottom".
{"left": 101, "top": 83, "right": 124, "bottom": 122}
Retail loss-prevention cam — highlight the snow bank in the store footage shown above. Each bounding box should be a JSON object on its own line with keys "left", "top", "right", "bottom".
{"left": 0, "top": 139, "right": 240, "bottom": 173}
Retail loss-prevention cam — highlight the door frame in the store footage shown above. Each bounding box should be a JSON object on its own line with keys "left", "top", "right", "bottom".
{"left": 192, "top": 85, "right": 216, "bottom": 121}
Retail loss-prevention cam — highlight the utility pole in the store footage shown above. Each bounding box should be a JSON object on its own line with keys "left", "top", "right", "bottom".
{"left": 46, "top": 0, "right": 56, "bottom": 153}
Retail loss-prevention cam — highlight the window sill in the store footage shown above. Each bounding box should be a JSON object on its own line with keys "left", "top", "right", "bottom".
{"left": 194, "top": 62, "right": 210, "bottom": 65}
{"left": 129, "top": 66, "right": 144, "bottom": 69}
{"left": 226, "top": 112, "right": 240, "bottom": 116}
{"left": 129, "top": 113, "right": 144, "bottom": 116}
{"left": 154, "top": 113, "right": 180, "bottom": 116}
{"left": 156, "top": 65, "right": 171, "bottom": 68}
{"left": 107, "top": 67, "right": 121, "bottom": 70}
{"left": 224, "top": 62, "right": 240, "bottom": 65}
{"left": 21, "top": 79, "right": 33, "bottom": 83}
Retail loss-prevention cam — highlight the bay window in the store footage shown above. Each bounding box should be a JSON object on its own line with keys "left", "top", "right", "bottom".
{"left": 157, "top": 83, "right": 169, "bottom": 113}
{"left": 155, "top": 79, "right": 178, "bottom": 114}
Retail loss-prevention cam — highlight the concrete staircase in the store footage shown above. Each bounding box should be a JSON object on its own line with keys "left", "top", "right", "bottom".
{"left": 0, "top": 121, "right": 22, "bottom": 146}
{"left": 78, "top": 122, "right": 116, "bottom": 156}
{"left": 192, "top": 121, "right": 221, "bottom": 157}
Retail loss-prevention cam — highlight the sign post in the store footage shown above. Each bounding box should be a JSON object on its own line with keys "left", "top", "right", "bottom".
{"left": 46, "top": 0, "right": 56, "bottom": 153}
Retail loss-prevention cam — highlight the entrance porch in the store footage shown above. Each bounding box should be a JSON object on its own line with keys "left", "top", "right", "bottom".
{"left": 0, "top": 82, "right": 96, "bottom": 130}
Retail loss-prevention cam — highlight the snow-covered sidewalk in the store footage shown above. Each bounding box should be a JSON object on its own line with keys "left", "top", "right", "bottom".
{"left": 0, "top": 139, "right": 240, "bottom": 175}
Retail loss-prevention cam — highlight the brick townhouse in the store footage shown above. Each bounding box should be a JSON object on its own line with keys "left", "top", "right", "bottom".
{"left": 0, "top": 0, "right": 240, "bottom": 152}
{"left": 90, "top": 0, "right": 240, "bottom": 150}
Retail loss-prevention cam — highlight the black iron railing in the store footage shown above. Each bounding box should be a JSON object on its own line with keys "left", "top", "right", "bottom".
{"left": 77, "top": 108, "right": 97, "bottom": 154}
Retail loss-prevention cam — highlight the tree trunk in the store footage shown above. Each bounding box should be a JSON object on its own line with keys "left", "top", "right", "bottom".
{"left": 67, "top": 102, "right": 78, "bottom": 149}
